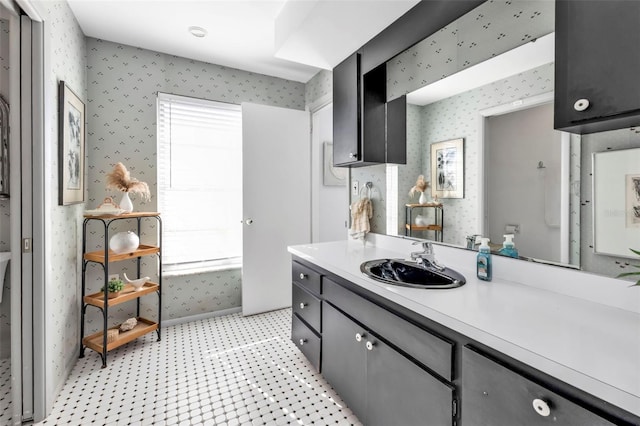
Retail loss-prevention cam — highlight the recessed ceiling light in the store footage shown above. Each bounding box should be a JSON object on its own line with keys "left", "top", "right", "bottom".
{"left": 188, "top": 26, "right": 207, "bottom": 38}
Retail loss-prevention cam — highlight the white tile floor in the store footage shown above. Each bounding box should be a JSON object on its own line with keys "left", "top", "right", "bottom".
{"left": 34, "top": 309, "right": 361, "bottom": 426}
{"left": 0, "top": 358, "right": 11, "bottom": 425}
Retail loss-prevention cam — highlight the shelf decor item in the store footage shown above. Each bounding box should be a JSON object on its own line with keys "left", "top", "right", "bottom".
{"left": 123, "top": 272, "right": 149, "bottom": 291}
{"left": 105, "top": 162, "right": 150, "bottom": 213}
{"left": 120, "top": 317, "right": 138, "bottom": 332}
{"left": 409, "top": 175, "right": 430, "bottom": 204}
{"left": 103, "top": 278, "right": 124, "bottom": 299}
{"left": 109, "top": 231, "right": 140, "bottom": 254}
{"left": 58, "top": 81, "right": 85, "bottom": 205}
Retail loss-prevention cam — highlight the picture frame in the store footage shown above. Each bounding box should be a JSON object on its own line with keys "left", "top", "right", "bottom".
{"left": 58, "top": 81, "right": 85, "bottom": 205}
{"left": 323, "top": 142, "right": 347, "bottom": 186}
{"left": 431, "top": 138, "right": 464, "bottom": 199}
{"left": 593, "top": 147, "right": 640, "bottom": 258}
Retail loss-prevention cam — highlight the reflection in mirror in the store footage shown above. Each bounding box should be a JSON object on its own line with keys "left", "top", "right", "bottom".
{"left": 350, "top": 0, "right": 640, "bottom": 280}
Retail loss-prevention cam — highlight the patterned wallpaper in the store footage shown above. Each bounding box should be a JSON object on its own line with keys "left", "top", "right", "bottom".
{"left": 84, "top": 37, "right": 306, "bottom": 331}
{"left": 305, "top": 69, "right": 332, "bottom": 108}
{"left": 41, "top": 0, "right": 87, "bottom": 407}
{"left": 0, "top": 18, "right": 9, "bottom": 359}
{"left": 387, "top": 0, "right": 554, "bottom": 100}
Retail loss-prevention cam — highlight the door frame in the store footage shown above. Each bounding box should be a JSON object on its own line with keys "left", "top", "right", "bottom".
{"left": 477, "top": 91, "right": 572, "bottom": 264}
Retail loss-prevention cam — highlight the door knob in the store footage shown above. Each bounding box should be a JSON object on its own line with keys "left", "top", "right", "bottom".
{"left": 366, "top": 341, "right": 375, "bottom": 351}
{"left": 355, "top": 332, "right": 365, "bottom": 342}
{"left": 244, "top": 218, "right": 254, "bottom": 225}
{"left": 349, "top": 152, "right": 357, "bottom": 159}
{"left": 299, "top": 339, "right": 306, "bottom": 346}
{"left": 299, "top": 273, "right": 307, "bottom": 280}
{"left": 299, "top": 302, "right": 306, "bottom": 309}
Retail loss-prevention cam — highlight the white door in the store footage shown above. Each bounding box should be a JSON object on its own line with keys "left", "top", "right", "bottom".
{"left": 241, "top": 103, "right": 310, "bottom": 316}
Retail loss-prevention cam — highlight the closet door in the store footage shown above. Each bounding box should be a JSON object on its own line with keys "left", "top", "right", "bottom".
{"left": 241, "top": 103, "right": 310, "bottom": 316}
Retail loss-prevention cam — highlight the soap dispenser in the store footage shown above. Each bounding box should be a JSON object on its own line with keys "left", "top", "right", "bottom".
{"left": 477, "top": 238, "right": 492, "bottom": 281}
{"left": 498, "top": 234, "right": 519, "bottom": 259}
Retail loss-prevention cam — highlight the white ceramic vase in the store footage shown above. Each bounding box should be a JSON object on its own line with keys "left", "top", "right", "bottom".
{"left": 120, "top": 192, "right": 133, "bottom": 213}
{"left": 109, "top": 231, "right": 140, "bottom": 254}
{"left": 418, "top": 191, "right": 428, "bottom": 204}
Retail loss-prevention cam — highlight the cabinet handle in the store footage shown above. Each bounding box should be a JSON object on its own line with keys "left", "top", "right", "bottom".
{"left": 573, "top": 98, "right": 590, "bottom": 112}
{"left": 366, "top": 341, "right": 375, "bottom": 351}
{"left": 532, "top": 399, "right": 551, "bottom": 417}
{"left": 299, "top": 339, "right": 306, "bottom": 346}
{"left": 349, "top": 152, "right": 357, "bottom": 159}
{"left": 299, "top": 273, "right": 307, "bottom": 280}
{"left": 355, "top": 332, "right": 364, "bottom": 342}
{"left": 299, "top": 302, "right": 306, "bottom": 309}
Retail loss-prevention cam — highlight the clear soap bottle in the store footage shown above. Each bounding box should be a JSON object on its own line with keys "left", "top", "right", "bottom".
{"left": 477, "top": 238, "right": 492, "bottom": 281}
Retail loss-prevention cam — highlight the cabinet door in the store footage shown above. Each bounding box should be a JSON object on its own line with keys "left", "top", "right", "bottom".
{"left": 555, "top": 0, "right": 640, "bottom": 133}
{"left": 461, "top": 346, "right": 616, "bottom": 426}
{"left": 333, "top": 53, "right": 361, "bottom": 166}
{"left": 367, "top": 336, "right": 454, "bottom": 426}
{"left": 321, "top": 302, "right": 367, "bottom": 420}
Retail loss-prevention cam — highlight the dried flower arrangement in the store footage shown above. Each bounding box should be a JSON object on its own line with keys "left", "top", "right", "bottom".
{"left": 409, "top": 175, "right": 429, "bottom": 198}
{"left": 105, "top": 162, "right": 150, "bottom": 201}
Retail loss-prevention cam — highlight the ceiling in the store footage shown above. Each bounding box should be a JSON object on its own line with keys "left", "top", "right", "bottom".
{"left": 67, "top": 0, "right": 420, "bottom": 83}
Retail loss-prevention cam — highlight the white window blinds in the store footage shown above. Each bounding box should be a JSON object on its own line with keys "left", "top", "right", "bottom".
{"left": 157, "top": 93, "right": 242, "bottom": 270}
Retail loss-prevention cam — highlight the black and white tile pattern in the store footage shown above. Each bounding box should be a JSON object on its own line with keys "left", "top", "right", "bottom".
{"left": 36, "top": 309, "right": 360, "bottom": 425}
{"left": 0, "top": 358, "right": 10, "bottom": 425}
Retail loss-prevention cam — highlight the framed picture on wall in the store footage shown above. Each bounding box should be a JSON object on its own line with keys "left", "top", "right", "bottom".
{"left": 593, "top": 147, "right": 640, "bottom": 258}
{"left": 58, "top": 80, "right": 85, "bottom": 205}
{"left": 431, "top": 138, "right": 464, "bottom": 199}
{"left": 323, "top": 142, "right": 347, "bottom": 186}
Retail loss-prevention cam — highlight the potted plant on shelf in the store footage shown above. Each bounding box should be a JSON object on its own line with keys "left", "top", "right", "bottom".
{"left": 105, "top": 162, "right": 150, "bottom": 213}
{"left": 103, "top": 278, "right": 125, "bottom": 298}
{"left": 409, "top": 175, "right": 430, "bottom": 204}
{"left": 617, "top": 248, "right": 640, "bottom": 286}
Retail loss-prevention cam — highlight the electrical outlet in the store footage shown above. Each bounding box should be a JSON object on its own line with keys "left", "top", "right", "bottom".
{"left": 352, "top": 180, "right": 359, "bottom": 196}
{"left": 109, "top": 274, "right": 119, "bottom": 282}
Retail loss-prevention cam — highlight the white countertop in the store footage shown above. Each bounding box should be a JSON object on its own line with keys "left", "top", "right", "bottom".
{"left": 288, "top": 239, "right": 640, "bottom": 418}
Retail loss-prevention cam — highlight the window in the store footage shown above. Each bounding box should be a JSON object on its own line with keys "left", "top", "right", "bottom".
{"left": 157, "top": 93, "right": 242, "bottom": 273}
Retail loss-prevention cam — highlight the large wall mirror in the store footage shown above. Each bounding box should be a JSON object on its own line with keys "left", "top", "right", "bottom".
{"left": 350, "top": 0, "right": 640, "bottom": 281}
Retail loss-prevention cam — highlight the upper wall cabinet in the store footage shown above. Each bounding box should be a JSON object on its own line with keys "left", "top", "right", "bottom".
{"left": 555, "top": 0, "right": 640, "bottom": 134}
{"left": 333, "top": 54, "right": 405, "bottom": 167}
{"left": 333, "top": 53, "right": 361, "bottom": 166}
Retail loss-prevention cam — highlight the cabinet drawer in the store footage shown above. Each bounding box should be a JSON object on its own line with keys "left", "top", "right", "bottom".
{"left": 292, "top": 261, "right": 321, "bottom": 295}
{"left": 461, "top": 346, "right": 616, "bottom": 426}
{"left": 291, "top": 314, "right": 321, "bottom": 373}
{"left": 292, "top": 283, "right": 321, "bottom": 332}
{"left": 324, "top": 277, "right": 453, "bottom": 381}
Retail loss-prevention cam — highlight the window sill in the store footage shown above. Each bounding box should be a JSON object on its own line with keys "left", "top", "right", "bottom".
{"left": 163, "top": 263, "right": 242, "bottom": 278}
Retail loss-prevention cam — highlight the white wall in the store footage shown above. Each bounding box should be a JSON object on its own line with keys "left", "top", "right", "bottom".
{"left": 311, "top": 104, "right": 348, "bottom": 242}
{"left": 485, "top": 103, "right": 562, "bottom": 260}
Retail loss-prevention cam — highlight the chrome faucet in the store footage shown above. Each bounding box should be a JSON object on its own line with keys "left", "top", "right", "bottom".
{"left": 466, "top": 234, "right": 480, "bottom": 249}
{"left": 410, "top": 241, "right": 445, "bottom": 271}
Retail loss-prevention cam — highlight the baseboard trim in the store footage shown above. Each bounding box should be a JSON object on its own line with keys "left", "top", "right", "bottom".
{"left": 161, "top": 307, "right": 242, "bottom": 327}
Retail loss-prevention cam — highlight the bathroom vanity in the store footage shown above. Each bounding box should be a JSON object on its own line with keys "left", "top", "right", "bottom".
{"left": 288, "top": 239, "right": 640, "bottom": 426}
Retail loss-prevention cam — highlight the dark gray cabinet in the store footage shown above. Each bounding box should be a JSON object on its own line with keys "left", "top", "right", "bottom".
{"left": 321, "top": 302, "right": 367, "bottom": 419}
{"left": 555, "top": 0, "right": 640, "bottom": 134}
{"left": 290, "top": 256, "right": 640, "bottom": 426}
{"left": 333, "top": 53, "right": 361, "bottom": 165}
{"left": 322, "top": 302, "right": 454, "bottom": 426}
{"left": 333, "top": 55, "right": 405, "bottom": 167}
{"left": 291, "top": 261, "right": 323, "bottom": 372}
{"left": 462, "top": 346, "right": 616, "bottom": 426}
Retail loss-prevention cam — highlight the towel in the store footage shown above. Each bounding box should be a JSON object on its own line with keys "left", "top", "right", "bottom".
{"left": 350, "top": 197, "right": 373, "bottom": 240}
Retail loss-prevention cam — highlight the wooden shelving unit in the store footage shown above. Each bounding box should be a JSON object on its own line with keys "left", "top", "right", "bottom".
{"left": 80, "top": 212, "right": 162, "bottom": 368}
{"left": 405, "top": 203, "right": 444, "bottom": 241}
